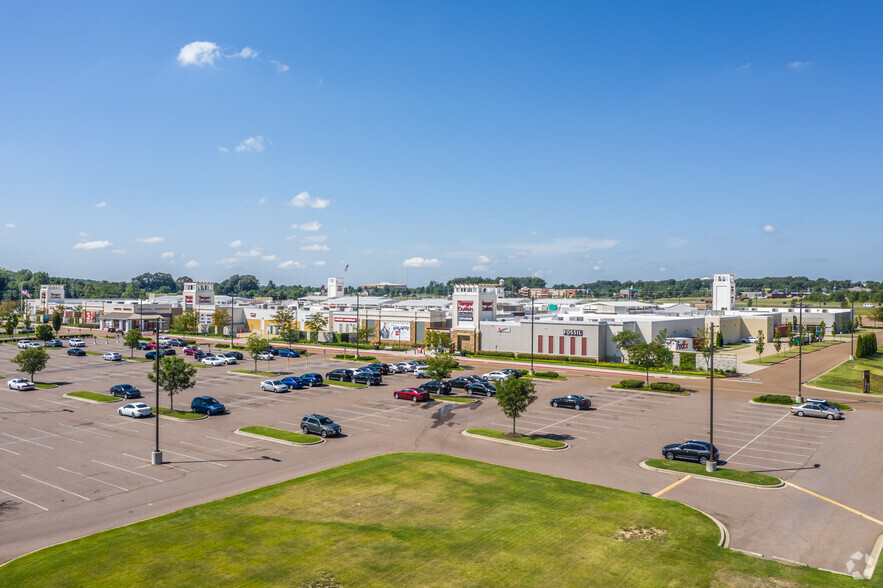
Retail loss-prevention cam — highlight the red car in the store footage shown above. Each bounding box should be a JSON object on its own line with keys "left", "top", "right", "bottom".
{"left": 183, "top": 345, "right": 203, "bottom": 356}
{"left": 393, "top": 388, "right": 431, "bottom": 402}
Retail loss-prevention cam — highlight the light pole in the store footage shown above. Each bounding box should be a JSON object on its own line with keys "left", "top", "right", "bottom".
{"left": 707, "top": 323, "right": 717, "bottom": 472}
{"left": 849, "top": 297, "right": 855, "bottom": 360}
{"left": 230, "top": 295, "right": 235, "bottom": 349}
{"left": 355, "top": 289, "right": 360, "bottom": 359}
{"left": 530, "top": 292, "right": 535, "bottom": 375}
{"left": 151, "top": 324, "right": 162, "bottom": 465}
{"left": 797, "top": 302, "right": 804, "bottom": 404}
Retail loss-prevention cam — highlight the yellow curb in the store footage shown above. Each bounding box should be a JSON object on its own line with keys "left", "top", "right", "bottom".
{"left": 653, "top": 475, "right": 692, "bottom": 497}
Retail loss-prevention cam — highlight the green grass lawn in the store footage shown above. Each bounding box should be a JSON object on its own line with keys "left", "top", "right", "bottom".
{"left": 610, "top": 384, "right": 689, "bottom": 395}
{"left": 745, "top": 341, "right": 840, "bottom": 365}
{"left": 0, "top": 454, "right": 855, "bottom": 586}
{"left": 326, "top": 380, "right": 369, "bottom": 388}
{"left": 752, "top": 394, "right": 852, "bottom": 410}
{"left": 466, "top": 428, "right": 567, "bottom": 448}
{"left": 65, "top": 391, "right": 118, "bottom": 402}
{"left": 154, "top": 407, "right": 204, "bottom": 419}
{"left": 230, "top": 369, "right": 284, "bottom": 377}
{"left": 430, "top": 394, "right": 477, "bottom": 403}
{"left": 239, "top": 426, "right": 318, "bottom": 444}
{"left": 810, "top": 352, "right": 883, "bottom": 395}
{"left": 645, "top": 459, "right": 782, "bottom": 486}
{"left": 34, "top": 382, "right": 58, "bottom": 389}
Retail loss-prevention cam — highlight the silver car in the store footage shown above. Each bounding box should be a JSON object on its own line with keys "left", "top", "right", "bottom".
{"left": 791, "top": 401, "right": 843, "bottom": 420}
{"left": 261, "top": 380, "right": 288, "bottom": 393}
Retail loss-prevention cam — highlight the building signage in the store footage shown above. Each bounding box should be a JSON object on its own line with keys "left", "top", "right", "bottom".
{"left": 457, "top": 300, "right": 474, "bottom": 322}
{"left": 334, "top": 317, "right": 357, "bottom": 323}
{"left": 50, "top": 293, "right": 62, "bottom": 300}
{"left": 249, "top": 313, "right": 257, "bottom": 318}
{"left": 184, "top": 295, "right": 194, "bottom": 304}
{"left": 380, "top": 321, "right": 410, "bottom": 342}
{"left": 563, "top": 329, "right": 583, "bottom": 336}
{"left": 496, "top": 327, "right": 510, "bottom": 334}
{"left": 84, "top": 310, "right": 96, "bottom": 322}
{"left": 198, "top": 296, "right": 212, "bottom": 304}
{"left": 481, "top": 300, "right": 493, "bottom": 312}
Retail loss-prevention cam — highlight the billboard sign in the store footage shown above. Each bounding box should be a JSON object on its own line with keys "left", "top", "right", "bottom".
{"left": 334, "top": 317, "right": 357, "bottom": 323}
{"left": 380, "top": 321, "right": 410, "bottom": 341}
{"left": 457, "top": 300, "right": 474, "bottom": 322}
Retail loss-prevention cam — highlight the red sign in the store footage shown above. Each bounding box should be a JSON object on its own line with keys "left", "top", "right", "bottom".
{"left": 334, "top": 317, "right": 357, "bottom": 323}
{"left": 198, "top": 296, "right": 212, "bottom": 304}
{"left": 84, "top": 310, "right": 96, "bottom": 322}
{"left": 184, "top": 295, "right": 193, "bottom": 304}
{"left": 481, "top": 301, "right": 493, "bottom": 312}
{"left": 250, "top": 313, "right": 256, "bottom": 318}
{"left": 41, "top": 291, "right": 46, "bottom": 299}
{"left": 50, "top": 293, "right": 62, "bottom": 299}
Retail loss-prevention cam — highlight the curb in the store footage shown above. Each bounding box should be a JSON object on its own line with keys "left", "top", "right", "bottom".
{"left": 63, "top": 393, "right": 122, "bottom": 404}
{"left": 802, "top": 383, "right": 881, "bottom": 399}
{"left": 235, "top": 428, "right": 324, "bottom": 446}
{"left": 227, "top": 370, "right": 283, "bottom": 378}
{"left": 431, "top": 396, "right": 478, "bottom": 404}
{"left": 864, "top": 533, "right": 883, "bottom": 580}
{"left": 683, "top": 504, "right": 730, "bottom": 548}
{"left": 461, "top": 430, "right": 569, "bottom": 451}
{"left": 157, "top": 412, "right": 208, "bottom": 422}
{"left": 606, "top": 386, "right": 692, "bottom": 397}
{"left": 748, "top": 399, "right": 855, "bottom": 412}
{"left": 639, "top": 461, "right": 784, "bottom": 490}
{"left": 325, "top": 382, "right": 369, "bottom": 390}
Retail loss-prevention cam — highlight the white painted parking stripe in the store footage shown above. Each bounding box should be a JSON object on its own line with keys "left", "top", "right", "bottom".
{"left": 204, "top": 435, "right": 278, "bottom": 450}
{"left": 122, "top": 453, "right": 195, "bottom": 474}
{"left": 92, "top": 459, "right": 165, "bottom": 482}
{"left": 725, "top": 412, "right": 791, "bottom": 462}
{"left": 57, "top": 422, "right": 113, "bottom": 438}
{"left": 180, "top": 440, "right": 267, "bottom": 459}
{"left": 31, "top": 428, "right": 84, "bottom": 444}
{"left": 1, "top": 432, "right": 53, "bottom": 449}
{"left": 21, "top": 474, "right": 90, "bottom": 501}
{"left": 335, "top": 408, "right": 409, "bottom": 422}
{"left": 0, "top": 446, "right": 21, "bottom": 455}
{"left": 57, "top": 467, "right": 129, "bottom": 492}
{"left": 489, "top": 421, "right": 597, "bottom": 436}
{"left": 162, "top": 449, "right": 227, "bottom": 467}
{"left": 701, "top": 426, "right": 826, "bottom": 443}
{"left": 0, "top": 488, "right": 49, "bottom": 511}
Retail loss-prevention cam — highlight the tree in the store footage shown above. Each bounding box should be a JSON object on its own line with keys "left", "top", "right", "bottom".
{"left": 424, "top": 352, "right": 458, "bottom": 386}
{"left": 172, "top": 309, "right": 198, "bottom": 332}
{"left": 755, "top": 330, "right": 765, "bottom": 361}
{"left": 211, "top": 308, "right": 231, "bottom": 335}
{"left": 355, "top": 325, "right": 373, "bottom": 348}
{"left": 715, "top": 329, "right": 724, "bottom": 348}
{"left": 495, "top": 377, "right": 538, "bottom": 435}
{"left": 8, "top": 313, "right": 19, "bottom": 333}
{"left": 773, "top": 335, "right": 782, "bottom": 357}
{"left": 124, "top": 328, "right": 143, "bottom": 358}
{"left": 272, "top": 307, "right": 299, "bottom": 347}
{"left": 611, "top": 329, "right": 642, "bottom": 362}
{"left": 147, "top": 356, "right": 196, "bottom": 412}
{"left": 628, "top": 341, "right": 672, "bottom": 385}
{"left": 12, "top": 348, "right": 50, "bottom": 381}
{"left": 35, "top": 324, "right": 54, "bottom": 343}
{"left": 23, "top": 314, "right": 32, "bottom": 330}
{"left": 51, "top": 310, "right": 63, "bottom": 333}
{"left": 818, "top": 321, "right": 826, "bottom": 342}
{"left": 246, "top": 332, "right": 268, "bottom": 372}
{"left": 869, "top": 307, "right": 883, "bottom": 326}
{"left": 72, "top": 305, "right": 83, "bottom": 326}
{"left": 303, "top": 313, "right": 328, "bottom": 342}
{"left": 424, "top": 330, "right": 452, "bottom": 352}
{"left": 694, "top": 326, "right": 714, "bottom": 370}
{"left": 785, "top": 325, "right": 793, "bottom": 352}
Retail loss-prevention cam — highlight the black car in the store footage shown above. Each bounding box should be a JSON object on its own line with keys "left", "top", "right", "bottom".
{"left": 67, "top": 348, "right": 86, "bottom": 356}
{"left": 159, "top": 346, "right": 176, "bottom": 355}
{"left": 326, "top": 369, "right": 355, "bottom": 382}
{"left": 45, "top": 339, "right": 63, "bottom": 348}
{"left": 550, "top": 395, "right": 592, "bottom": 410}
{"left": 419, "top": 380, "right": 452, "bottom": 394}
{"left": 110, "top": 384, "right": 142, "bottom": 399}
{"left": 265, "top": 346, "right": 279, "bottom": 356}
{"left": 136, "top": 341, "right": 152, "bottom": 351}
{"left": 168, "top": 338, "right": 186, "bottom": 346}
{"left": 145, "top": 349, "right": 173, "bottom": 360}
{"left": 501, "top": 369, "right": 523, "bottom": 378}
{"left": 300, "top": 373, "right": 324, "bottom": 386}
{"left": 301, "top": 414, "right": 341, "bottom": 438}
{"left": 367, "top": 362, "right": 391, "bottom": 375}
{"left": 225, "top": 350, "right": 244, "bottom": 360}
{"left": 191, "top": 396, "right": 225, "bottom": 415}
{"left": 465, "top": 381, "right": 496, "bottom": 396}
{"left": 353, "top": 372, "right": 382, "bottom": 385}
{"left": 661, "top": 440, "right": 720, "bottom": 465}
{"left": 449, "top": 376, "right": 481, "bottom": 388}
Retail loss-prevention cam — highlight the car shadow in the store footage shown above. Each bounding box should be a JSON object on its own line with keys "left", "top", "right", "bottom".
{"left": 532, "top": 433, "right": 575, "bottom": 441}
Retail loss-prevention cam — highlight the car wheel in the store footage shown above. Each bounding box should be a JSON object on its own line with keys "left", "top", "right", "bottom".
{"left": 665, "top": 452, "right": 674, "bottom": 460}
{"left": 699, "top": 456, "right": 708, "bottom": 465}
{"left": 394, "top": 393, "right": 400, "bottom": 399}
{"left": 412, "top": 396, "right": 417, "bottom": 402}
{"left": 131, "top": 413, "right": 137, "bottom": 419}
{"left": 486, "top": 391, "right": 492, "bottom": 397}
{"left": 552, "top": 401, "right": 558, "bottom": 407}
{"left": 321, "top": 430, "right": 328, "bottom": 438}
{"left": 796, "top": 411, "right": 804, "bottom": 417}
{"left": 302, "top": 426, "right": 310, "bottom": 435}
{"left": 826, "top": 414, "right": 834, "bottom": 420}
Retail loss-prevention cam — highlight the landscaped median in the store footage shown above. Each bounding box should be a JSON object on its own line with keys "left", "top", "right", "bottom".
{"left": 236, "top": 426, "right": 322, "bottom": 446}
{"left": 642, "top": 459, "right": 783, "bottom": 488}
{"left": 325, "top": 380, "right": 368, "bottom": 389}
{"left": 65, "top": 391, "right": 120, "bottom": 403}
{"left": 752, "top": 394, "right": 852, "bottom": 411}
{"left": 463, "top": 428, "right": 568, "bottom": 450}
{"left": 611, "top": 380, "right": 691, "bottom": 395}
{"left": 34, "top": 382, "right": 59, "bottom": 389}
{"left": 230, "top": 369, "right": 284, "bottom": 377}
{"left": 153, "top": 407, "right": 206, "bottom": 420}
{"left": 431, "top": 394, "right": 477, "bottom": 403}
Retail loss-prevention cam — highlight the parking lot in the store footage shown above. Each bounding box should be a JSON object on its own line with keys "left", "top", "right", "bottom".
{"left": 1, "top": 340, "right": 881, "bottom": 576}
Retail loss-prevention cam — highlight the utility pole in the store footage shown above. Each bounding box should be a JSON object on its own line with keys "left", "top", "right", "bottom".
{"left": 849, "top": 297, "right": 855, "bottom": 360}
{"left": 151, "top": 324, "right": 162, "bottom": 465}
{"left": 707, "top": 323, "right": 716, "bottom": 472}
{"left": 797, "top": 302, "right": 804, "bottom": 403}
{"left": 530, "top": 292, "right": 535, "bottom": 375}
{"left": 355, "top": 289, "right": 360, "bottom": 359}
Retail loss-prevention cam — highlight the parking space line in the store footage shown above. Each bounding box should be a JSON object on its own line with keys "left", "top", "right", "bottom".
{"left": 162, "top": 449, "right": 227, "bottom": 467}
{"left": 0, "top": 488, "right": 49, "bottom": 511}
{"left": 21, "top": 474, "right": 90, "bottom": 501}
{"left": 31, "top": 428, "right": 85, "bottom": 444}
{"left": 785, "top": 482, "right": 883, "bottom": 526}
{"left": 0, "top": 446, "right": 21, "bottom": 455}
{"left": 57, "top": 422, "right": 113, "bottom": 438}
{"left": 122, "top": 453, "right": 196, "bottom": 474}
{"left": 179, "top": 440, "right": 266, "bottom": 459}
{"left": 1, "top": 432, "right": 53, "bottom": 449}
{"left": 57, "top": 467, "right": 129, "bottom": 491}
{"left": 204, "top": 435, "right": 279, "bottom": 451}
{"left": 653, "top": 475, "right": 692, "bottom": 497}
{"left": 490, "top": 421, "right": 598, "bottom": 436}
{"left": 92, "top": 459, "right": 165, "bottom": 482}
{"left": 725, "top": 412, "right": 792, "bottom": 462}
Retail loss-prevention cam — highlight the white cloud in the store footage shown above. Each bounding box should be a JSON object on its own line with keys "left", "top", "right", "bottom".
{"left": 739, "top": 62, "right": 751, "bottom": 70}
{"left": 111, "top": 249, "right": 126, "bottom": 255}
{"left": 236, "top": 248, "right": 262, "bottom": 258}
{"left": 95, "top": 201, "right": 106, "bottom": 208}
{"left": 314, "top": 261, "right": 326, "bottom": 266}
{"left": 135, "top": 236, "right": 164, "bottom": 244}
{"left": 301, "top": 244, "right": 330, "bottom": 252}
{"left": 74, "top": 240, "right": 113, "bottom": 250}
{"left": 277, "top": 260, "right": 305, "bottom": 270}
{"left": 472, "top": 265, "right": 489, "bottom": 272}
{"left": 4, "top": 223, "right": 16, "bottom": 229}
{"left": 218, "top": 146, "right": 229, "bottom": 153}
{"left": 229, "top": 239, "right": 243, "bottom": 248}
{"left": 659, "top": 267, "right": 667, "bottom": 272}
{"left": 505, "top": 237, "right": 617, "bottom": 257}
{"left": 262, "top": 254, "right": 277, "bottom": 261}
{"left": 292, "top": 221, "right": 321, "bottom": 231}
{"left": 78, "top": 231, "right": 90, "bottom": 237}
{"left": 270, "top": 60, "right": 290, "bottom": 72}
{"left": 302, "top": 235, "right": 327, "bottom": 243}
{"left": 185, "top": 260, "right": 200, "bottom": 268}
{"left": 236, "top": 46, "right": 259, "bottom": 59}
{"left": 476, "top": 255, "right": 493, "bottom": 264}
{"left": 403, "top": 257, "right": 442, "bottom": 268}
{"left": 289, "top": 191, "right": 330, "bottom": 209}
{"left": 593, "top": 265, "right": 602, "bottom": 271}
{"left": 216, "top": 257, "right": 242, "bottom": 269}
{"left": 161, "top": 251, "right": 175, "bottom": 259}
{"left": 763, "top": 225, "right": 775, "bottom": 233}
{"left": 235, "top": 136, "right": 265, "bottom": 153}
{"left": 285, "top": 235, "right": 297, "bottom": 240}
{"left": 177, "top": 41, "right": 220, "bottom": 67}
{"left": 668, "top": 237, "right": 689, "bottom": 247}
{"left": 258, "top": 197, "right": 267, "bottom": 204}
{"left": 787, "top": 61, "right": 811, "bottom": 71}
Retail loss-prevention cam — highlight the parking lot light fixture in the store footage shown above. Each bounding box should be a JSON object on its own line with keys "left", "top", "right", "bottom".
{"left": 706, "top": 323, "right": 717, "bottom": 473}
{"left": 529, "top": 293, "right": 535, "bottom": 375}
{"left": 797, "top": 302, "right": 804, "bottom": 404}
{"left": 151, "top": 325, "right": 162, "bottom": 465}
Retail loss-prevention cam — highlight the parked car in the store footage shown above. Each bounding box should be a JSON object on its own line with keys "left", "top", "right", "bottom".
{"left": 387, "top": 363, "right": 407, "bottom": 374}
{"left": 449, "top": 376, "right": 481, "bottom": 388}
{"left": 137, "top": 341, "right": 153, "bottom": 351}
{"left": 791, "top": 401, "right": 843, "bottom": 420}
{"left": 17, "top": 340, "right": 33, "bottom": 349}
{"left": 158, "top": 346, "right": 176, "bottom": 356}
{"left": 8, "top": 378, "right": 35, "bottom": 391}
{"left": 397, "top": 362, "right": 417, "bottom": 372}
{"left": 103, "top": 352, "right": 123, "bottom": 361}
{"left": 256, "top": 351, "right": 274, "bottom": 361}
{"left": 326, "top": 369, "right": 355, "bottom": 382}
{"left": 191, "top": 350, "right": 209, "bottom": 360}
{"left": 482, "top": 371, "right": 511, "bottom": 382}
{"left": 300, "top": 373, "right": 324, "bottom": 386}
{"left": 394, "top": 388, "right": 431, "bottom": 402}
{"left": 183, "top": 345, "right": 203, "bottom": 356}
{"left": 215, "top": 353, "right": 237, "bottom": 365}
{"left": 69, "top": 338, "right": 86, "bottom": 347}
{"left": 44, "top": 339, "right": 63, "bottom": 348}
{"left": 168, "top": 338, "right": 186, "bottom": 346}
{"left": 353, "top": 371, "right": 382, "bottom": 385}
{"left": 501, "top": 369, "right": 523, "bottom": 378}
{"left": 661, "top": 440, "right": 720, "bottom": 465}
{"left": 414, "top": 367, "right": 431, "bottom": 378}
{"left": 741, "top": 337, "right": 759, "bottom": 343}
{"left": 118, "top": 402, "right": 153, "bottom": 418}
{"left": 418, "top": 380, "right": 452, "bottom": 394}
{"left": 550, "top": 395, "right": 591, "bottom": 410}
{"left": 67, "top": 348, "right": 86, "bottom": 356}
{"left": 191, "top": 396, "right": 225, "bottom": 415}
{"left": 110, "top": 384, "right": 142, "bottom": 399}
{"left": 465, "top": 381, "right": 496, "bottom": 396}
{"left": 225, "top": 350, "right": 244, "bottom": 360}
{"left": 280, "top": 376, "right": 305, "bottom": 390}
{"left": 264, "top": 346, "right": 280, "bottom": 356}
{"left": 278, "top": 348, "right": 300, "bottom": 358}
{"left": 146, "top": 349, "right": 174, "bottom": 360}
{"left": 367, "top": 362, "right": 391, "bottom": 375}
{"left": 24, "top": 341, "right": 42, "bottom": 349}
{"left": 201, "top": 355, "right": 226, "bottom": 366}
{"left": 301, "top": 414, "right": 341, "bottom": 438}
{"left": 261, "top": 380, "right": 289, "bottom": 393}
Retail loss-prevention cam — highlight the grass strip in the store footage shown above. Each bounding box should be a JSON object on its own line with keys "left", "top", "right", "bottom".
{"left": 0, "top": 454, "right": 849, "bottom": 586}
{"left": 610, "top": 384, "right": 689, "bottom": 395}
{"left": 326, "top": 380, "right": 369, "bottom": 388}
{"left": 153, "top": 407, "right": 205, "bottom": 419}
{"left": 430, "top": 394, "right": 477, "bottom": 403}
{"left": 34, "top": 382, "right": 58, "bottom": 389}
{"left": 230, "top": 369, "right": 284, "bottom": 377}
{"left": 745, "top": 341, "right": 840, "bottom": 365}
{"left": 645, "top": 459, "right": 782, "bottom": 486}
{"left": 66, "top": 391, "right": 118, "bottom": 402}
{"left": 753, "top": 394, "right": 851, "bottom": 411}
{"left": 468, "top": 353, "right": 709, "bottom": 377}
{"left": 466, "top": 428, "right": 566, "bottom": 448}
{"left": 239, "top": 426, "right": 318, "bottom": 444}
{"left": 809, "top": 352, "right": 883, "bottom": 395}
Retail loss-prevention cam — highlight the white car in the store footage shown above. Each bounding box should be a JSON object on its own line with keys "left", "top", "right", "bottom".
{"left": 8, "top": 378, "right": 36, "bottom": 391}
{"left": 256, "top": 351, "right": 274, "bottom": 361}
{"left": 218, "top": 354, "right": 238, "bottom": 365}
{"left": 741, "top": 337, "right": 758, "bottom": 344}
{"left": 482, "top": 371, "right": 511, "bottom": 382}
{"left": 17, "top": 340, "right": 32, "bottom": 349}
{"left": 202, "top": 355, "right": 226, "bottom": 366}
{"left": 118, "top": 402, "right": 153, "bottom": 418}
{"left": 25, "top": 341, "right": 42, "bottom": 349}
{"left": 414, "top": 367, "right": 431, "bottom": 378}
{"left": 69, "top": 338, "right": 86, "bottom": 347}
{"left": 261, "top": 380, "right": 289, "bottom": 393}
{"left": 103, "top": 352, "right": 123, "bottom": 361}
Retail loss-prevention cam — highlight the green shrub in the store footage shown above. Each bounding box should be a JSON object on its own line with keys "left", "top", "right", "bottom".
{"left": 534, "top": 371, "right": 559, "bottom": 379}
{"left": 678, "top": 353, "right": 696, "bottom": 370}
{"left": 753, "top": 394, "right": 794, "bottom": 405}
{"left": 620, "top": 379, "right": 644, "bottom": 389}
{"left": 649, "top": 382, "right": 682, "bottom": 392}
{"left": 334, "top": 354, "right": 377, "bottom": 361}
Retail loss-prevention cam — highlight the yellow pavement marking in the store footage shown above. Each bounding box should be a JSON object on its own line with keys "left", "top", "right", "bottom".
{"left": 653, "top": 475, "right": 692, "bottom": 498}
{"left": 785, "top": 481, "right": 883, "bottom": 526}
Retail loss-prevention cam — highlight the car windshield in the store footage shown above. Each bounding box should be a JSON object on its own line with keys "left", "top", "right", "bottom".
{"left": 206, "top": 398, "right": 218, "bottom": 403}
{"left": 318, "top": 417, "right": 333, "bottom": 425}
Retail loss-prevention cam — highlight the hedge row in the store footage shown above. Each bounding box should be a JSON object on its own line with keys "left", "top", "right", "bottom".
{"left": 754, "top": 394, "right": 794, "bottom": 405}
{"left": 678, "top": 353, "right": 696, "bottom": 370}
{"left": 856, "top": 333, "right": 878, "bottom": 359}
{"left": 620, "top": 379, "right": 644, "bottom": 389}
{"left": 649, "top": 382, "right": 683, "bottom": 392}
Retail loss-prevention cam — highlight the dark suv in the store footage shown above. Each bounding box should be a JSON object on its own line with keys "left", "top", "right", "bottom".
{"left": 661, "top": 440, "right": 720, "bottom": 465}
{"left": 419, "top": 380, "right": 452, "bottom": 394}
{"left": 367, "top": 362, "right": 390, "bottom": 375}
{"left": 110, "top": 384, "right": 142, "bottom": 399}
{"left": 326, "top": 369, "right": 355, "bottom": 382}
{"left": 353, "top": 371, "right": 382, "bottom": 385}
{"left": 301, "top": 414, "right": 341, "bottom": 438}
{"left": 300, "top": 373, "right": 324, "bottom": 386}
{"left": 191, "top": 396, "right": 225, "bottom": 415}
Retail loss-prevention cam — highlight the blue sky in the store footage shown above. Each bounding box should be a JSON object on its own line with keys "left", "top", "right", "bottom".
{"left": 2, "top": 2, "right": 881, "bottom": 287}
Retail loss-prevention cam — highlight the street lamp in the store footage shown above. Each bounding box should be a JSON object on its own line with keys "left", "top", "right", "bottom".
{"left": 355, "top": 290, "right": 360, "bottom": 359}
{"left": 530, "top": 292, "right": 535, "bottom": 375}
{"left": 151, "top": 324, "right": 162, "bottom": 465}
{"left": 707, "top": 323, "right": 717, "bottom": 472}
{"left": 850, "top": 297, "right": 855, "bottom": 360}
{"left": 230, "top": 294, "right": 235, "bottom": 349}
{"left": 797, "top": 302, "right": 804, "bottom": 404}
